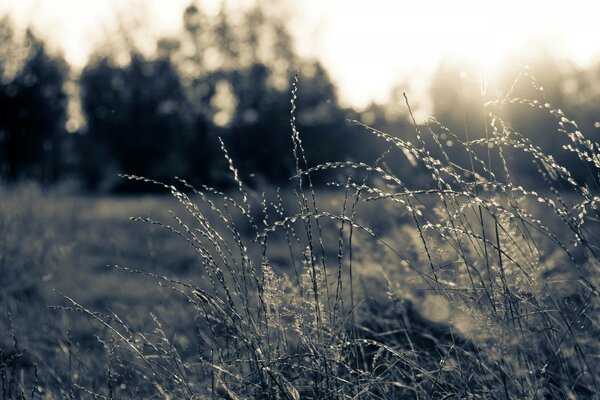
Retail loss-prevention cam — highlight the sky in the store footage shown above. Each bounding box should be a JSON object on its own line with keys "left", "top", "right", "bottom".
{"left": 1, "top": 0, "right": 600, "bottom": 109}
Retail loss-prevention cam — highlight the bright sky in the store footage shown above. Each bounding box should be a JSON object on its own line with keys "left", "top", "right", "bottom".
{"left": 1, "top": 0, "right": 600, "bottom": 108}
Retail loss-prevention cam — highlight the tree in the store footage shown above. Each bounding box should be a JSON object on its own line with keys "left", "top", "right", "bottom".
{"left": 220, "top": 61, "right": 357, "bottom": 185}
{"left": 79, "top": 52, "right": 194, "bottom": 191}
{"left": 294, "top": 62, "right": 358, "bottom": 169}
{"left": 223, "top": 63, "right": 294, "bottom": 184}
{"left": 0, "top": 18, "right": 68, "bottom": 182}
{"left": 176, "top": 2, "right": 357, "bottom": 186}
{"left": 77, "top": 1, "right": 362, "bottom": 190}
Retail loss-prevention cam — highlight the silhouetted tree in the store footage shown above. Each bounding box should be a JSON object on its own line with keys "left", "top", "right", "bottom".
{"left": 0, "top": 19, "right": 68, "bottom": 182}
{"left": 176, "top": 1, "right": 355, "bottom": 186}
{"left": 223, "top": 63, "right": 293, "bottom": 184}
{"left": 294, "top": 62, "right": 358, "bottom": 168}
{"left": 220, "top": 61, "right": 359, "bottom": 185}
{"left": 76, "top": 1, "right": 380, "bottom": 191}
{"left": 79, "top": 53, "right": 193, "bottom": 191}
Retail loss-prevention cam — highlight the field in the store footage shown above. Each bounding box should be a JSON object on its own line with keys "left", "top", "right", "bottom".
{"left": 2, "top": 95, "right": 600, "bottom": 399}
{"left": 0, "top": 185, "right": 429, "bottom": 396}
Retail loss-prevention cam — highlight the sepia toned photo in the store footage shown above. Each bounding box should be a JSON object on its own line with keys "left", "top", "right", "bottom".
{"left": 1, "top": 1, "right": 599, "bottom": 398}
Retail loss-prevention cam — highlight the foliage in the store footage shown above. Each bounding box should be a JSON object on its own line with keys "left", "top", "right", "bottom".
{"left": 74, "top": 1, "right": 362, "bottom": 191}
{"left": 79, "top": 53, "right": 194, "bottom": 190}
{"left": 0, "top": 17, "right": 68, "bottom": 183}
{"left": 3, "top": 3, "right": 600, "bottom": 193}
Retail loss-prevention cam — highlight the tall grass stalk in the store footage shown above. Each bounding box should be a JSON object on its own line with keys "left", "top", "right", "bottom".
{"left": 20, "top": 73, "right": 599, "bottom": 399}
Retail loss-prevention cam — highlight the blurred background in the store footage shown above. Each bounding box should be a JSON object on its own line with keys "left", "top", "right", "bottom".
{"left": 1, "top": 3, "right": 600, "bottom": 396}
{"left": 0, "top": 0, "right": 599, "bottom": 191}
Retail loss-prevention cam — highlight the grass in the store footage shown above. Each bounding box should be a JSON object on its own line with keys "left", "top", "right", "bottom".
{"left": 1, "top": 74, "right": 600, "bottom": 399}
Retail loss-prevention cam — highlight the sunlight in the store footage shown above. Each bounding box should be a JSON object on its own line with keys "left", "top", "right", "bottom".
{"left": 1, "top": 0, "right": 599, "bottom": 108}
{"left": 301, "top": 0, "right": 600, "bottom": 107}
{"left": 2, "top": 0, "right": 600, "bottom": 397}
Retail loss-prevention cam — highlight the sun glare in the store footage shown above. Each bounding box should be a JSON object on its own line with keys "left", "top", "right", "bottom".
{"left": 301, "top": 0, "right": 600, "bottom": 107}
{"left": 1, "top": 0, "right": 599, "bottom": 108}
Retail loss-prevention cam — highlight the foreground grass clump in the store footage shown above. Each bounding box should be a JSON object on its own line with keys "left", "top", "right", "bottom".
{"left": 3, "top": 75, "right": 600, "bottom": 398}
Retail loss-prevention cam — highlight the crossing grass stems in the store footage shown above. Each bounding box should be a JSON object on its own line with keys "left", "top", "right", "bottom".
{"left": 2, "top": 72, "right": 600, "bottom": 399}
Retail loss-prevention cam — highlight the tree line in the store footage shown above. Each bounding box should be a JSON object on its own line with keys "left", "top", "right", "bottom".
{"left": 1, "top": 3, "right": 599, "bottom": 192}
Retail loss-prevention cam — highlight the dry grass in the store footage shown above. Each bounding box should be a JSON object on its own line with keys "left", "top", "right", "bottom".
{"left": 1, "top": 74, "right": 600, "bottom": 399}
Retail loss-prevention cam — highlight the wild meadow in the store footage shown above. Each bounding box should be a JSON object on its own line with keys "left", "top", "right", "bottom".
{"left": 1, "top": 75, "right": 600, "bottom": 399}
